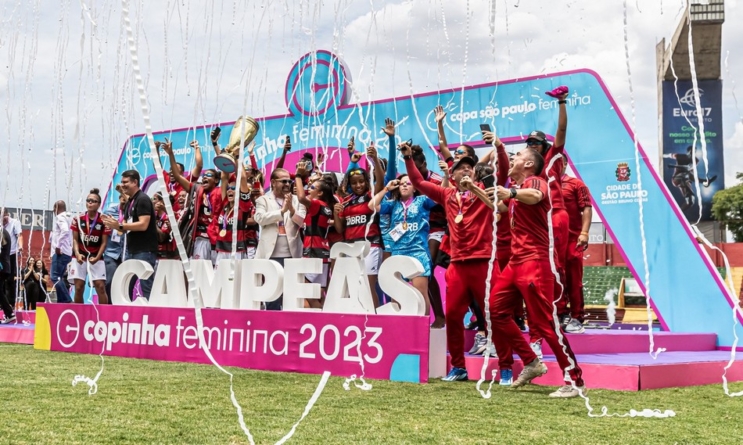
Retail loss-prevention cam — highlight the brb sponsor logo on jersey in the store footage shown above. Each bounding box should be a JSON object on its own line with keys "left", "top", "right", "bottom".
{"left": 346, "top": 215, "right": 367, "bottom": 226}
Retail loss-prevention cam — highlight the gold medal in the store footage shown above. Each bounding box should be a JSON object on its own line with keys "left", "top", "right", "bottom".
{"left": 454, "top": 214, "right": 463, "bottom": 224}
{"left": 403, "top": 222, "right": 408, "bottom": 231}
{"left": 219, "top": 229, "right": 227, "bottom": 237}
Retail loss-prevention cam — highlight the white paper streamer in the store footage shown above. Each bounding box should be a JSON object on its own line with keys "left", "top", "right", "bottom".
{"left": 120, "top": 1, "right": 329, "bottom": 442}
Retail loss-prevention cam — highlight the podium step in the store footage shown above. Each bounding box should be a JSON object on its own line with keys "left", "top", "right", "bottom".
{"left": 448, "top": 350, "right": 743, "bottom": 391}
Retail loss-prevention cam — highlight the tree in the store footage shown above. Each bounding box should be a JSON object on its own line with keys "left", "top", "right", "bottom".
{"left": 712, "top": 173, "right": 743, "bottom": 242}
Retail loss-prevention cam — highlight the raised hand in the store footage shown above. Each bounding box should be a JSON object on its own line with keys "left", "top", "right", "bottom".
{"left": 438, "top": 160, "right": 449, "bottom": 176}
{"left": 351, "top": 151, "right": 362, "bottom": 163}
{"left": 460, "top": 175, "right": 474, "bottom": 190}
{"left": 434, "top": 105, "right": 447, "bottom": 124}
{"left": 190, "top": 140, "right": 200, "bottom": 149}
{"left": 162, "top": 138, "right": 174, "bottom": 156}
{"left": 386, "top": 179, "right": 400, "bottom": 190}
{"left": 211, "top": 127, "right": 221, "bottom": 143}
{"left": 295, "top": 162, "right": 308, "bottom": 178}
{"left": 381, "top": 118, "right": 395, "bottom": 137}
{"left": 347, "top": 136, "right": 355, "bottom": 155}
{"left": 398, "top": 141, "right": 412, "bottom": 157}
{"left": 482, "top": 130, "right": 495, "bottom": 145}
{"left": 366, "top": 143, "right": 378, "bottom": 160}
{"left": 334, "top": 202, "right": 343, "bottom": 215}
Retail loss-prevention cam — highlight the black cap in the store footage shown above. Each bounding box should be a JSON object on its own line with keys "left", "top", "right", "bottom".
{"left": 450, "top": 156, "right": 476, "bottom": 172}
{"left": 526, "top": 130, "right": 547, "bottom": 143}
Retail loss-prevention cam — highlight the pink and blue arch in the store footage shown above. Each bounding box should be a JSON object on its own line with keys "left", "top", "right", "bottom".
{"left": 106, "top": 50, "right": 741, "bottom": 348}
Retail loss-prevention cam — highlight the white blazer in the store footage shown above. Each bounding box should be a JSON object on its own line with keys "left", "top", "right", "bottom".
{"left": 254, "top": 193, "right": 306, "bottom": 259}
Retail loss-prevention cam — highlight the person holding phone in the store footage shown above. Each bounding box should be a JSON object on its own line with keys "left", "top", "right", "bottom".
{"left": 22, "top": 257, "right": 41, "bottom": 310}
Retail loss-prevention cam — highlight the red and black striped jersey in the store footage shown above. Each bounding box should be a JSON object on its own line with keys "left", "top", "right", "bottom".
{"left": 213, "top": 191, "right": 254, "bottom": 252}
{"left": 71, "top": 212, "right": 111, "bottom": 256}
{"left": 340, "top": 193, "right": 381, "bottom": 247}
{"left": 303, "top": 199, "right": 333, "bottom": 259}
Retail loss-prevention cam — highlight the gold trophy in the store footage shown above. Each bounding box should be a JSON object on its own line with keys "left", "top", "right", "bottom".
{"left": 213, "top": 115, "right": 260, "bottom": 173}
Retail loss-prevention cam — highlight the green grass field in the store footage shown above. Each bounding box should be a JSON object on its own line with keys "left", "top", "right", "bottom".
{"left": 3, "top": 344, "right": 743, "bottom": 444}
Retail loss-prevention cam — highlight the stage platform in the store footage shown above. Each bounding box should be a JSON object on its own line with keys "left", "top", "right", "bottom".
{"left": 3, "top": 311, "right": 742, "bottom": 390}
{"left": 454, "top": 329, "right": 743, "bottom": 391}
{"left": 0, "top": 311, "right": 37, "bottom": 345}
{"left": 0, "top": 323, "right": 35, "bottom": 345}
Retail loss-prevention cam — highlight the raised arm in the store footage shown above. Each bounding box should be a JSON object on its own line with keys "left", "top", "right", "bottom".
{"left": 191, "top": 141, "right": 203, "bottom": 179}
{"left": 369, "top": 180, "right": 398, "bottom": 212}
{"left": 162, "top": 141, "right": 193, "bottom": 192}
{"left": 461, "top": 177, "right": 494, "bottom": 210}
{"left": 434, "top": 106, "right": 453, "bottom": 161}
{"left": 481, "top": 130, "right": 509, "bottom": 186}
{"left": 381, "top": 118, "right": 398, "bottom": 183}
{"left": 294, "top": 164, "right": 312, "bottom": 209}
{"left": 367, "top": 143, "right": 385, "bottom": 194}
{"left": 554, "top": 91, "right": 568, "bottom": 148}
{"left": 211, "top": 127, "right": 223, "bottom": 155}
{"left": 401, "top": 143, "right": 446, "bottom": 205}
{"left": 220, "top": 171, "right": 229, "bottom": 200}
{"left": 276, "top": 136, "right": 291, "bottom": 170}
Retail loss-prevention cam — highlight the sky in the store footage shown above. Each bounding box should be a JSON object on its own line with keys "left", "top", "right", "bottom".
{"left": 0, "top": 0, "right": 741, "bottom": 210}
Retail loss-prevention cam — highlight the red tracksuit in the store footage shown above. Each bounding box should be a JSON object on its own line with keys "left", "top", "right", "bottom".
{"left": 407, "top": 158, "right": 498, "bottom": 370}
{"left": 560, "top": 175, "right": 592, "bottom": 321}
{"left": 489, "top": 175, "right": 584, "bottom": 386}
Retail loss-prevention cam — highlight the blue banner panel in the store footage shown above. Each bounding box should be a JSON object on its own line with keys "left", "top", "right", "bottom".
{"left": 662, "top": 80, "right": 725, "bottom": 221}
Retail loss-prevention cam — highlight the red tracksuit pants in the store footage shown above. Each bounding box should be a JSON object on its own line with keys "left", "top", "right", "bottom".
{"left": 490, "top": 259, "right": 584, "bottom": 386}
{"left": 558, "top": 234, "right": 585, "bottom": 321}
{"left": 530, "top": 209, "right": 568, "bottom": 342}
{"left": 445, "top": 259, "right": 499, "bottom": 369}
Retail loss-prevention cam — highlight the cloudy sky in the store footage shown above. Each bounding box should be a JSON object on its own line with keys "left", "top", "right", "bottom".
{"left": 1, "top": 0, "right": 741, "bottom": 210}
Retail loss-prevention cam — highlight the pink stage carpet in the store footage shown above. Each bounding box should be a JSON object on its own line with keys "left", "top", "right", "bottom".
{"left": 453, "top": 330, "right": 743, "bottom": 391}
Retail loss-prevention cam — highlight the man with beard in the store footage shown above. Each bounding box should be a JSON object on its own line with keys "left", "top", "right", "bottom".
{"left": 102, "top": 170, "right": 158, "bottom": 299}
{"left": 254, "top": 167, "right": 306, "bottom": 310}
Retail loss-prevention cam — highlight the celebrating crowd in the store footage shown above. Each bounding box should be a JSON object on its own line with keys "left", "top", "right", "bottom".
{"left": 0, "top": 86, "right": 594, "bottom": 398}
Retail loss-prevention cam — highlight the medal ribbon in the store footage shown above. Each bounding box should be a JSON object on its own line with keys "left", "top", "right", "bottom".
{"left": 222, "top": 206, "right": 234, "bottom": 234}
{"left": 401, "top": 196, "right": 414, "bottom": 229}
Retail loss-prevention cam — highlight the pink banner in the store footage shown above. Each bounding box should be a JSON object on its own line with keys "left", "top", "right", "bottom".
{"left": 35, "top": 304, "right": 430, "bottom": 383}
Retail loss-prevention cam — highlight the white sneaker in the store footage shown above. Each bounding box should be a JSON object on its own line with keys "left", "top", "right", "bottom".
{"left": 512, "top": 359, "right": 548, "bottom": 388}
{"left": 549, "top": 384, "right": 587, "bottom": 398}
{"left": 530, "top": 341, "right": 543, "bottom": 360}
{"left": 565, "top": 319, "right": 585, "bottom": 334}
